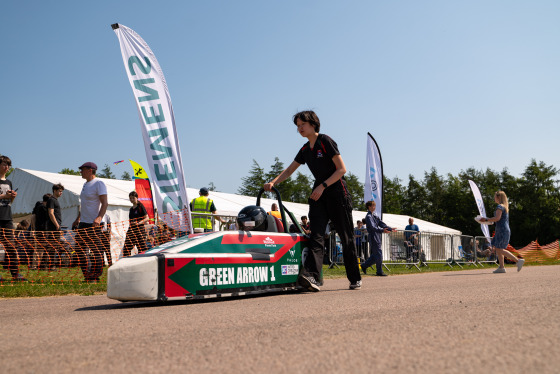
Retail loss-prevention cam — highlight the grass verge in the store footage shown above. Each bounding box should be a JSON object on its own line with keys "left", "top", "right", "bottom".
{"left": 1, "top": 260, "right": 558, "bottom": 298}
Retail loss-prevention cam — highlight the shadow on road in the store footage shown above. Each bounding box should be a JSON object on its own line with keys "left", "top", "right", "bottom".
{"left": 75, "top": 289, "right": 306, "bottom": 311}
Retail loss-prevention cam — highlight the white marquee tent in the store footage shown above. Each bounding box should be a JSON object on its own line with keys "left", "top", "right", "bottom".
{"left": 10, "top": 168, "right": 461, "bottom": 235}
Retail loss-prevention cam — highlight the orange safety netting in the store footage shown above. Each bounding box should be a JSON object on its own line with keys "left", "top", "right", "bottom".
{"left": 514, "top": 240, "right": 560, "bottom": 263}
{"left": 0, "top": 209, "right": 191, "bottom": 285}
{"left": 2, "top": 210, "right": 559, "bottom": 285}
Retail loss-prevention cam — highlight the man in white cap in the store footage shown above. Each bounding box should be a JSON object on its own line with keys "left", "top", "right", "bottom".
{"left": 72, "top": 162, "right": 108, "bottom": 283}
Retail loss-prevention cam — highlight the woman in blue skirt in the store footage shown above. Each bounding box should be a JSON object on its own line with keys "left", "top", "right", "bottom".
{"left": 481, "top": 191, "right": 524, "bottom": 273}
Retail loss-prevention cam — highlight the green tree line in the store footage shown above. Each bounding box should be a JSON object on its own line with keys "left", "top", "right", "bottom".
{"left": 237, "top": 158, "right": 365, "bottom": 209}
{"left": 239, "top": 158, "right": 560, "bottom": 247}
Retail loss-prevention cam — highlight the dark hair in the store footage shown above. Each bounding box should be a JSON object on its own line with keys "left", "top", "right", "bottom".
{"left": 365, "top": 200, "right": 376, "bottom": 209}
{"left": 301, "top": 216, "right": 307, "bottom": 221}
{"left": 17, "top": 219, "right": 30, "bottom": 230}
{"left": 293, "top": 110, "right": 320, "bottom": 132}
{"left": 52, "top": 183, "right": 64, "bottom": 192}
{"left": 0, "top": 155, "right": 12, "bottom": 167}
{"left": 129, "top": 191, "right": 138, "bottom": 198}
{"left": 43, "top": 193, "right": 52, "bottom": 202}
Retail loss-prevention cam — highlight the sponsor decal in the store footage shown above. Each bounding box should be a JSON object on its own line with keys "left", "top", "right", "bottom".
{"left": 286, "top": 246, "right": 301, "bottom": 263}
{"left": 199, "top": 265, "right": 277, "bottom": 286}
{"left": 369, "top": 166, "right": 378, "bottom": 199}
{"left": 263, "top": 237, "right": 276, "bottom": 248}
{"left": 281, "top": 265, "right": 299, "bottom": 275}
{"left": 316, "top": 150, "right": 323, "bottom": 158}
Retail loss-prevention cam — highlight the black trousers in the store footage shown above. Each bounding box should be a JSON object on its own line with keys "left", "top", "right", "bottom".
{"left": 305, "top": 183, "right": 361, "bottom": 284}
{"left": 75, "top": 223, "right": 105, "bottom": 281}
{"left": 44, "top": 230, "right": 62, "bottom": 268}
{"left": 0, "top": 221, "right": 19, "bottom": 278}
{"left": 122, "top": 225, "right": 147, "bottom": 257}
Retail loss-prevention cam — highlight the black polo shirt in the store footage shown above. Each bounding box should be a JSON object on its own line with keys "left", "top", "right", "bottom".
{"left": 294, "top": 134, "right": 344, "bottom": 188}
{"left": 46, "top": 196, "right": 62, "bottom": 230}
{"left": 0, "top": 179, "right": 13, "bottom": 221}
{"left": 129, "top": 202, "right": 148, "bottom": 222}
{"left": 32, "top": 201, "right": 48, "bottom": 231}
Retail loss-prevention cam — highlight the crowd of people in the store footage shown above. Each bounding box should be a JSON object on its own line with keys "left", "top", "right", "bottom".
{"left": 0, "top": 111, "right": 525, "bottom": 284}
{"left": 0, "top": 159, "right": 163, "bottom": 282}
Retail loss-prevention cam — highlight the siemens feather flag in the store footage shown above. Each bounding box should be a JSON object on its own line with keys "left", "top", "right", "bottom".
{"left": 468, "top": 180, "right": 490, "bottom": 240}
{"left": 112, "top": 24, "right": 192, "bottom": 233}
{"left": 365, "top": 133, "right": 383, "bottom": 218}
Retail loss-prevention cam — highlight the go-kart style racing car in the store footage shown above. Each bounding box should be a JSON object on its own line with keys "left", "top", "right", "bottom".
{"left": 107, "top": 188, "right": 309, "bottom": 301}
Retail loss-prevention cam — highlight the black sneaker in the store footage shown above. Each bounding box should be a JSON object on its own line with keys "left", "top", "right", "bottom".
{"left": 375, "top": 272, "right": 388, "bottom": 277}
{"left": 298, "top": 274, "right": 320, "bottom": 292}
{"left": 360, "top": 264, "right": 368, "bottom": 275}
{"left": 349, "top": 280, "right": 362, "bottom": 290}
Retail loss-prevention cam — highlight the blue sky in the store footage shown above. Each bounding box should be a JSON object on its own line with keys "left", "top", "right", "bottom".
{"left": 2, "top": 0, "right": 559, "bottom": 195}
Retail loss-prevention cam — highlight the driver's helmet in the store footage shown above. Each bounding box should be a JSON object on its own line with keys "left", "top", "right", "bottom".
{"left": 237, "top": 205, "right": 268, "bottom": 231}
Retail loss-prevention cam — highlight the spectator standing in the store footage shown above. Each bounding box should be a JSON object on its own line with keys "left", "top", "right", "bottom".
{"left": 0, "top": 155, "right": 24, "bottom": 281}
{"left": 190, "top": 187, "right": 223, "bottom": 232}
{"left": 361, "top": 200, "right": 396, "bottom": 276}
{"left": 15, "top": 219, "right": 32, "bottom": 266}
{"left": 31, "top": 195, "right": 51, "bottom": 231}
{"left": 268, "top": 203, "right": 282, "bottom": 219}
{"left": 404, "top": 218, "right": 420, "bottom": 246}
{"left": 72, "top": 162, "right": 108, "bottom": 283}
{"left": 228, "top": 220, "right": 238, "bottom": 231}
{"left": 101, "top": 213, "right": 112, "bottom": 266}
{"left": 264, "top": 110, "right": 362, "bottom": 291}
{"left": 45, "top": 184, "right": 64, "bottom": 269}
{"left": 30, "top": 193, "right": 51, "bottom": 270}
{"left": 300, "top": 216, "right": 310, "bottom": 235}
{"left": 354, "top": 220, "right": 364, "bottom": 254}
{"left": 122, "top": 191, "right": 149, "bottom": 257}
{"left": 480, "top": 191, "right": 524, "bottom": 273}
{"left": 46, "top": 184, "right": 64, "bottom": 231}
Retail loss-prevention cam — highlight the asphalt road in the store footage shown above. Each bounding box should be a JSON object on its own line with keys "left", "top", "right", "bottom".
{"left": 2, "top": 265, "right": 559, "bottom": 374}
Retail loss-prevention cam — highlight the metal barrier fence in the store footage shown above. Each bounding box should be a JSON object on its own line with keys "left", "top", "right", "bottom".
{"left": 416, "top": 231, "right": 454, "bottom": 267}
{"left": 327, "top": 231, "right": 340, "bottom": 268}
{"left": 451, "top": 234, "right": 478, "bottom": 268}
{"left": 2, "top": 208, "right": 507, "bottom": 284}
{"left": 327, "top": 230, "right": 372, "bottom": 269}
{"left": 381, "top": 230, "right": 422, "bottom": 271}
{"left": 474, "top": 235, "right": 498, "bottom": 266}
{"left": 329, "top": 229, "right": 457, "bottom": 271}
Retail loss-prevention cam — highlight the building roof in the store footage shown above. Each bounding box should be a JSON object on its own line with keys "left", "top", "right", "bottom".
{"left": 9, "top": 168, "right": 461, "bottom": 235}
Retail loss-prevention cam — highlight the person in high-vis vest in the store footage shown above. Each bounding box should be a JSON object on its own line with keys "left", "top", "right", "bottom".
{"left": 190, "top": 187, "right": 223, "bottom": 232}
{"left": 267, "top": 203, "right": 282, "bottom": 219}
